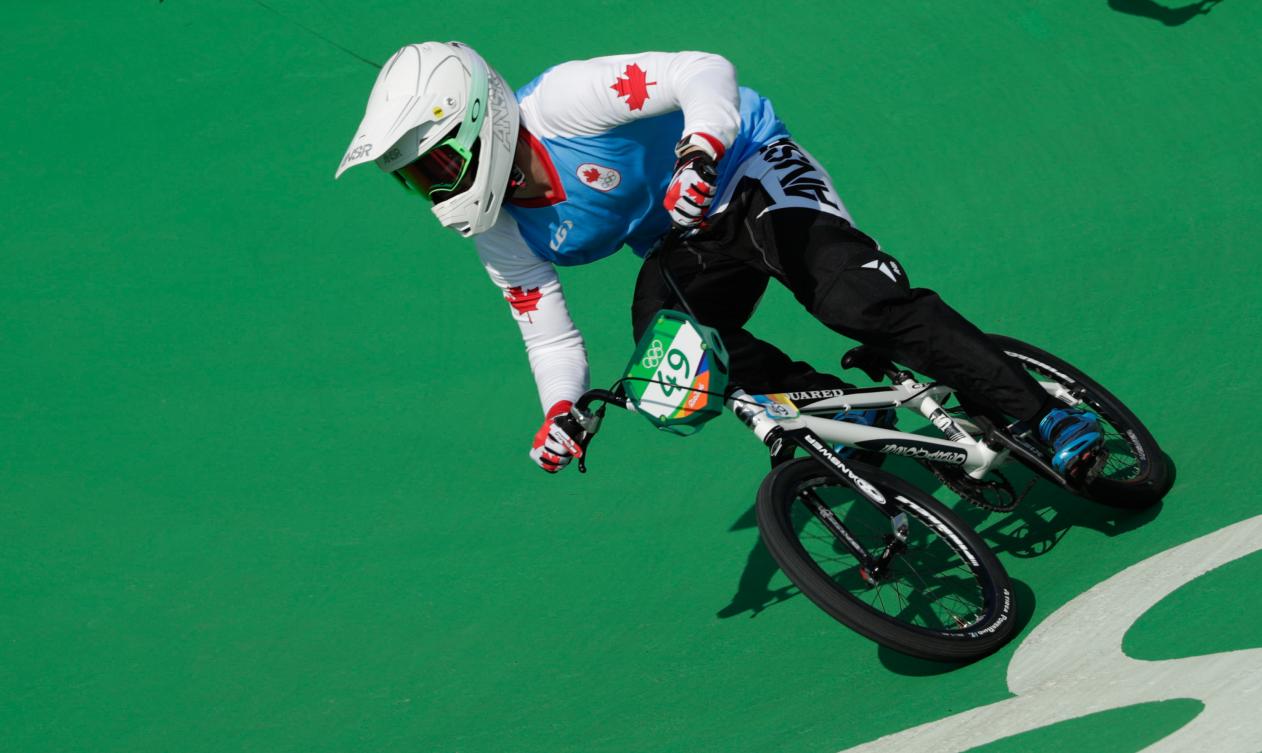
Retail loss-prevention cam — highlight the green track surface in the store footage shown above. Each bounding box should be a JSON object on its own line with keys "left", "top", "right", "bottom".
{"left": 3, "top": 2, "right": 1260, "bottom": 752}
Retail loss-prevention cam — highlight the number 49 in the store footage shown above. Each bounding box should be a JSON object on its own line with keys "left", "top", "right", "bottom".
{"left": 659, "top": 348, "right": 692, "bottom": 396}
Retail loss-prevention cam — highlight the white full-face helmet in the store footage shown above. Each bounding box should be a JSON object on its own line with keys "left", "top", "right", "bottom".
{"left": 335, "top": 41, "right": 520, "bottom": 237}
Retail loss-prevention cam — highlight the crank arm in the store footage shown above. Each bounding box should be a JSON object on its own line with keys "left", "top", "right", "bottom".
{"left": 973, "top": 417, "right": 1077, "bottom": 492}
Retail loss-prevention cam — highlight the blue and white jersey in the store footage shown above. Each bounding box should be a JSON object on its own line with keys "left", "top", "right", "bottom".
{"left": 505, "top": 83, "right": 787, "bottom": 264}
{"left": 472, "top": 52, "right": 834, "bottom": 418}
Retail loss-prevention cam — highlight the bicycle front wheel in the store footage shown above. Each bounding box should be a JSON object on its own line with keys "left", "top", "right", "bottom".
{"left": 756, "top": 458, "right": 1016, "bottom": 661}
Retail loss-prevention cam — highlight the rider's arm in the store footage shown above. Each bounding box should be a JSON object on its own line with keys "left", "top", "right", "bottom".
{"left": 474, "top": 214, "right": 590, "bottom": 415}
{"left": 519, "top": 50, "right": 742, "bottom": 159}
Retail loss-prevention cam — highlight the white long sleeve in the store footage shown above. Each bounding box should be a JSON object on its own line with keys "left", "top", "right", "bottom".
{"left": 519, "top": 51, "right": 742, "bottom": 151}
{"left": 474, "top": 213, "right": 590, "bottom": 415}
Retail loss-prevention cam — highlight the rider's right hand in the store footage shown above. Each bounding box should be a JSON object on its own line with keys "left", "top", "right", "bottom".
{"left": 663, "top": 134, "right": 721, "bottom": 229}
{"left": 529, "top": 400, "right": 586, "bottom": 473}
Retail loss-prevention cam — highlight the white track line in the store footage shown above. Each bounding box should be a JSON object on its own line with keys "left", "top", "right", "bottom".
{"left": 839, "top": 514, "right": 1262, "bottom": 753}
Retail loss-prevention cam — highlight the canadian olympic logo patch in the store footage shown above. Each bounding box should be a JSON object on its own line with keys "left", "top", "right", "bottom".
{"left": 576, "top": 163, "right": 621, "bottom": 192}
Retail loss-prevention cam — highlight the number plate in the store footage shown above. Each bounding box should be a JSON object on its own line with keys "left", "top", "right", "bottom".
{"left": 624, "top": 310, "right": 729, "bottom": 435}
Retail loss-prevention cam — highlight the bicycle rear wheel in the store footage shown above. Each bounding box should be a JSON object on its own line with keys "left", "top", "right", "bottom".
{"left": 991, "top": 335, "right": 1173, "bottom": 508}
{"left": 756, "top": 457, "right": 1016, "bottom": 661}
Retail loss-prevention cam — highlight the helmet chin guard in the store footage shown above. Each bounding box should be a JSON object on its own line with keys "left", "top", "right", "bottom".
{"left": 336, "top": 41, "right": 520, "bottom": 237}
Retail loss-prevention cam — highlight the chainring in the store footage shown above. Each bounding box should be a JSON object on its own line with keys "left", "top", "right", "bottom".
{"left": 923, "top": 462, "right": 1021, "bottom": 512}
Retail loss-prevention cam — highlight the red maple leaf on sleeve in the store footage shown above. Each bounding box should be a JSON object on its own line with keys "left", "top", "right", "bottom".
{"left": 582, "top": 167, "right": 602, "bottom": 183}
{"left": 610, "top": 63, "right": 657, "bottom": 111}
{"left": 505, "top": 286, "right": 542, "bottom": 317}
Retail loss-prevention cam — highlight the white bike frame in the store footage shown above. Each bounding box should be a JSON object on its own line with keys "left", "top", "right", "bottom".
{"left": 724, "top": 374, "right": 1074, "bottom": 480}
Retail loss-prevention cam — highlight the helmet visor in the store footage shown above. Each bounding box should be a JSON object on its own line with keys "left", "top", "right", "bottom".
{"left": 394, "top": 137, "right": 479, "bottom": 204}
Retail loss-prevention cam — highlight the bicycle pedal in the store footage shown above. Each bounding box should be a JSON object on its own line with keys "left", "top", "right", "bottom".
{"left": 1082, "top": 448, "right": 1109, "bottom": 484}
{"left": 1067, "top": 447, "right": 1109, "bottom": 486}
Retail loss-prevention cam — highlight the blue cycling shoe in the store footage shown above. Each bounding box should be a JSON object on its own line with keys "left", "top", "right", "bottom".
{"left": 1038, "top": 407, "right": 1104, "bottom": 477}
{"left": 832, "top": 408, "right": 897, "bottom": 460}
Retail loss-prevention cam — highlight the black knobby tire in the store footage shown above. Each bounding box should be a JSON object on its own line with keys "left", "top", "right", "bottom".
{"left": 756, "top": 457, "right": 1017, "bottom": 661}
{"left": 991, "top": 335, "right": 1173, "bottom": 508}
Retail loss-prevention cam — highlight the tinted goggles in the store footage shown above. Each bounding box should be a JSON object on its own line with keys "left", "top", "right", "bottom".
{"left": 393, "top": 138, "right": 477, "bottom": 203}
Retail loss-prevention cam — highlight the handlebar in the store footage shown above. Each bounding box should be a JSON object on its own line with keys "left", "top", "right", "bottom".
{"left": 564, "top": 389, "right": 621, "bottom": 474}
{"left": 574, "top": 388, "right": 628, "bottom": 415}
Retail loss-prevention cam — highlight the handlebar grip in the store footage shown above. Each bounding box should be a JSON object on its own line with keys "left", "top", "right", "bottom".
{"left": 553, "top": 412, "right": 590, "bottom": 444}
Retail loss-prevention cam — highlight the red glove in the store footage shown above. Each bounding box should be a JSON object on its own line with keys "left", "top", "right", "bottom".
{"left": 529, "top": 400, "right": 585, "bottom": 473}
{"left": 663, "top": 133, "right": 723, "bottom": 229}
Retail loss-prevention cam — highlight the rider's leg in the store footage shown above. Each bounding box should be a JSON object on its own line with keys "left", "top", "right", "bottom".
{"left": 682, "top": 138, "right": 1099, "bottom": 473}
{"left": 751, "top": 206, "right": 1056, "bottom": 424}
{"left": 756, "top": 208, "right": 1103, "bottom": 475}
{"left": 631, "top": 244, "right": 847, "bottom": 394}
{"left": 695, "top": 139, "right": 1054, "bottom": 423}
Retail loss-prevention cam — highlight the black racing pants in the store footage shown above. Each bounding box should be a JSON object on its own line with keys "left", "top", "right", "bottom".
{"left": 631, "top": 178, "right": 1052, "bottom": 422}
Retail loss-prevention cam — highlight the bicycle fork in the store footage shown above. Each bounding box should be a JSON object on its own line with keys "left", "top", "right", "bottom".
{"left": 729, "top": 389, "right": 909, "bottom": 585}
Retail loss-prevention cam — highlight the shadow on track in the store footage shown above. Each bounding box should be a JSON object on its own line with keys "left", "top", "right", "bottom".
{"left": 715, "top": 502, "right": 795, "bottom": 619}
{"left": 1108, "top": 0, "right": 1223, "bottom": 26}
{"left": 889, "top": 457, "right": 1165, "bottom": 562}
